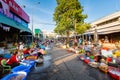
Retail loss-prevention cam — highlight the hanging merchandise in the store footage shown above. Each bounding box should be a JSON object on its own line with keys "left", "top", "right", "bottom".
{"left": 0, "top": 24, "right": 10, "bottom": 31}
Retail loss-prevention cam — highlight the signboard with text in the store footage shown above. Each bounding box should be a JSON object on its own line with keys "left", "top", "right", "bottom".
{"left": 0, "top": 0, "right": 29, "bottom": 23}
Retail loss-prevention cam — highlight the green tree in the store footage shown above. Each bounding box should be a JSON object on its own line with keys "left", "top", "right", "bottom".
{"left": 53, "top": 0, "right": 90, "bottom": 45}
{"left": 76, "top": 23, "right": 90, "bottom": 34}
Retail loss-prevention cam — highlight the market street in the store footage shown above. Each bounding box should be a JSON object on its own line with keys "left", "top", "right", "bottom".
{"left": 1, "top": 0, "right": 120, "bottom": 80}
{"left": 26, "top": 46, "right": 112, "bottom": 80}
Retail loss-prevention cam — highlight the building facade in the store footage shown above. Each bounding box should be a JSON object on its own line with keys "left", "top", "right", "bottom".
{"left": 0, "top": 0, "right": 31, "bottom": 47}
{"left": 85, "top": 11, "right": 120, "bottom": 42}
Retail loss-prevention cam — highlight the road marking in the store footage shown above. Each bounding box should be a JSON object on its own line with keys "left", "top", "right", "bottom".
{"left": 53, "top": 53, "right": 73, "bottom": 61}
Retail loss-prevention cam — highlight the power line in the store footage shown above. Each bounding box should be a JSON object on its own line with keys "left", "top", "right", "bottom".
{"left": 37, "top": 22, "right": 56, "bottom": 25}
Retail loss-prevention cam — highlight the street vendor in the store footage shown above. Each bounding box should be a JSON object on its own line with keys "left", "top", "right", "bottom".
{"left": 84, "top": 43, "right": 91, "bottom": 56}
{"left": 19, "top": 42, "right": 24, "bottom": 50}
{"left": 23, "top": 47, "right": 31, "bottom": 57}
{"left": 40, "top": 43, "right": 46, "bottom": 50}
{"left": 6, "top": 49, "right": 20, "bottom": 68}
{"left": 37, "top": 48, "right": 44, "bottom": 59}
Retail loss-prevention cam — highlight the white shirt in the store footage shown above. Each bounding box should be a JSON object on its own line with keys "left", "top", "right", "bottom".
{"left": 19, "top": 44, "right": 24, "bottom": 50}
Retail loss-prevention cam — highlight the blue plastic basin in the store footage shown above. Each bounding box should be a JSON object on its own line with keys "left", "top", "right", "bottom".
{"left": 1, "top": 72, "right": 27, "bottom": 80}
{"left": 12, "top": 65, "right": 31, "bottom": 73}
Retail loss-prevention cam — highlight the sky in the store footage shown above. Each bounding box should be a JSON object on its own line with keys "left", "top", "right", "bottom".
{"left": 15, "top": 0, "right": 120, "bottom": 32}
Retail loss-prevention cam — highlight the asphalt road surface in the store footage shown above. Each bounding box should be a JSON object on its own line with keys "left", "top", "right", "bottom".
{"left": 27, "top": 46, "right": 113, "bottom": 80}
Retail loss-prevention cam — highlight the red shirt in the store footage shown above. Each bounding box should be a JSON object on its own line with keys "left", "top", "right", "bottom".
{"left": 23, "top": 49, "right": 30, "bottom": 54}
{"left": 7, "top": 55, "right": 19, "bottom": 65}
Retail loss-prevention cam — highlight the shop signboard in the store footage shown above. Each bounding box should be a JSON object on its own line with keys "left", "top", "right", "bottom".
{"left": 0, "top": 0, "right": 10, "bottom": 17}
{"left": 35, "top": 29, "right": 41, "bottom": 34}
{"left": 0, "top": 0, "right": 29, "bottom": 23}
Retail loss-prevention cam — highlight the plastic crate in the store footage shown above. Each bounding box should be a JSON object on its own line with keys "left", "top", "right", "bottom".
{"left": 109, "top": 72, "right": 118, "bottom": 80}
{"left": 84, "top": 59, "right": 90, "bottom": 64}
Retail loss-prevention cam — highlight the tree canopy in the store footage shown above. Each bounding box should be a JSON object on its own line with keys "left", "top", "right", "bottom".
{"left": 53, "top": 0, "right": 90, "bottom": 35}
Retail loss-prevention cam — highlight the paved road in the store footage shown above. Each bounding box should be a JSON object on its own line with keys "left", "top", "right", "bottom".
{"left": 27, "top": 47, "right": 113, "bottom": 80}
{"left": 47, "top": 47, "right": 112, "bottom": 80}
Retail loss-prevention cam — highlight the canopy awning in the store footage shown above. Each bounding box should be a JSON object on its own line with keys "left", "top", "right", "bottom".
{"left": 0, "top": 13, "right": 31, "bottom": 33}
{"left": 84, "top": 24, "right": 120, "bottom": 35}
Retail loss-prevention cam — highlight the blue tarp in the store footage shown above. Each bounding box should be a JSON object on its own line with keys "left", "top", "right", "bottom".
{"left": 12, "top": 65, "right": 32, "bottom": 73}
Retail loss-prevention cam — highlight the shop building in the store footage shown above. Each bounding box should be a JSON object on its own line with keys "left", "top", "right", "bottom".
{"left": 0, "top": 0, "right": 31, "bottom": 47}
{"left": 84, "top": 11, "right": 120, "bottom": 42}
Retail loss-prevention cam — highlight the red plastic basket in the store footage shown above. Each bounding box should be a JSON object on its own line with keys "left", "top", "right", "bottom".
{"left": 108, "top": 66, "right": 120, "bottom": 80}
{"left": 84, "top": 59, "right": 90, "bottom": 64}
{"left": 109, "top": 72, "right": 117, "bottom": 79}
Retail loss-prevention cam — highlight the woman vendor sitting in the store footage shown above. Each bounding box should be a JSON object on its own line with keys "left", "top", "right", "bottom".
{"left": 6, "top": 49, "right": 20, "bottom": 68}
{"left": 40, "top": 43, "right": 46, "bottom": 50}
{"left": 84, "top": 43, "right": 91, "bottom": 56}
{"left": 37, "top": 48, "right": 44, "bottom": 59}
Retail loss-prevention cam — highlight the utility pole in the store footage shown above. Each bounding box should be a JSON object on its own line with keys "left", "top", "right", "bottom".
{"left": 74, "top": 19, "right": 77, "bottom": 39}
{"left": 94, "top": 25, "right": 98, "bottom": 45}
{"left": 22, "top": 2, "right": 40, "bottom": 43}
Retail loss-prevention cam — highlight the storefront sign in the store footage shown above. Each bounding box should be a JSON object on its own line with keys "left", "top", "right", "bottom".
{"left": 0, "top": 0, "right": 10, "bottom": 17}
{"left": 0, "top": 0, "right": 29, "bottom": 23}
{"left": 0, "top": 24, "right": 10, "bottom": 31}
